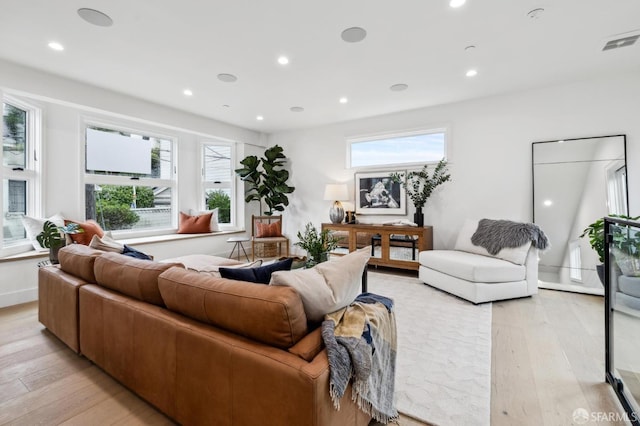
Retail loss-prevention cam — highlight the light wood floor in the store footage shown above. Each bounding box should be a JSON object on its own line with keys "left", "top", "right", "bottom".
{"left": 0, "top": 289, "right": 629, "bottom": 425}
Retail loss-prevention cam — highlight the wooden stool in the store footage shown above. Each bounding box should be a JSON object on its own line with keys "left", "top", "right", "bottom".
{"left": 227, "top": 237, "right": 250, "bottom": 261}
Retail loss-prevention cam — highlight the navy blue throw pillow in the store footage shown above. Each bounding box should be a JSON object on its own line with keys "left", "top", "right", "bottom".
{"left": 122, "top": 245, "right": 153, "bottom": 260}
{"left": 220, "top": 257, "right": 294, "bottom": 284}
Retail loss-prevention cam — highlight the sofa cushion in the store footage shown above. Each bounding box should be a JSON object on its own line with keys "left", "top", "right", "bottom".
{"left": 269, "top": 247, "right": 370, "bottom": 322}
{"left": 177, "top": 211, "right": 213, "bottom": 234}
{"left": 58, "top": 244, "right": 104, "bottom": 283}
{"left": 419, "top": 250, "right": 526, "bottom": 283}
{"left": 618, "top": 275, "right": 640, "bottom": 298}
{"left": 158, "top": 267, "right": 308, "bottom": 349}
{"left": 454, "top": 219, "right": 531, "bottom": 265}
{"left": 94, "top": 252, "right": 182, "bottom": 306}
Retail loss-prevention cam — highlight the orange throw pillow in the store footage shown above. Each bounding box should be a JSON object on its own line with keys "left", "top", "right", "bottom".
{"left": 178, "top": 212, "right": 213, "bottom": 234}
{"left": 64, "top": 219, "right": 105, "bottom": 246}
{"left": 255, "top": 221, "right": 282, "bottom": 238}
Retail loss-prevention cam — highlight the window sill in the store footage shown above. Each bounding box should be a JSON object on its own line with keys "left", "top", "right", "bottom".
{"left": 0, "top": 229, "right": 246, "bottom": 263}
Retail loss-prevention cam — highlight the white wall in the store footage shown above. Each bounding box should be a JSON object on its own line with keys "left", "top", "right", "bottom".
{"left": 0, "top": 59, "right": 265, "bottom": 307}
{"left": 270, "top": 71, "right": 640, "bottom": 253}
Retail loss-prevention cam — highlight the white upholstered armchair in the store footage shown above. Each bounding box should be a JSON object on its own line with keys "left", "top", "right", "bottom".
{"left": 418, "top": 219, "right": 548, "bottom": 304}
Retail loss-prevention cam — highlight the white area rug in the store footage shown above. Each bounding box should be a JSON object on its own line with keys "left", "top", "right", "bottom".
{"left": 367, "top": 271, "right": 492, "bottom": 426}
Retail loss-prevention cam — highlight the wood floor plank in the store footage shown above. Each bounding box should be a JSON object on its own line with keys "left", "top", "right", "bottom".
{"left": 0, "top": 378, "right": 29, "bottom": 405}
{"left": 491, "top": 324, "right": 545, "bottom": 425}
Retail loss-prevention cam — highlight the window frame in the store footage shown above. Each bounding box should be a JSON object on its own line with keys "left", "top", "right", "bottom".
{"left": 200, "top": 139, "right": 236, "bottom": 229}
{"left": 346, "top": 127, "right": 449, "bottom": 170}
{"left": 81, "top": 118, "right": 177, "bottom": 238}
{"left": 1, "top": 94, "right": 42, "bottom": 256}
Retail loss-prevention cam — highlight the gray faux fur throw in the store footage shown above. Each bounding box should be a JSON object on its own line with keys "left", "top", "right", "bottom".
{"left": 471, "top": 219, "right": 549, "bottom": 255}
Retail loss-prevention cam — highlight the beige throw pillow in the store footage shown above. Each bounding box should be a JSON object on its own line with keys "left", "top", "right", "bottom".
{"left": 269, "top": 247, "right": 371, "bottom": 322}
{"left": 89, "top": 234, "right": 125, "bottom": 253}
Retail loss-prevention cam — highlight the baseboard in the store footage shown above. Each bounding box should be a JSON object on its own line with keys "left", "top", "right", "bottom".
{"left": 0, "top": 287, "right": 37, "bottom": 309}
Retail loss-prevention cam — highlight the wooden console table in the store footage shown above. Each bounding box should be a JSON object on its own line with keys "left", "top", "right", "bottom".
{"left": 322, "top": 223, "right": 433, "bottom": 271}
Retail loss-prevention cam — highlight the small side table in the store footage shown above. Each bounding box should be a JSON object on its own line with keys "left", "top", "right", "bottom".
{"left": 227, "top": 237, "right": 250, "bottom": 261}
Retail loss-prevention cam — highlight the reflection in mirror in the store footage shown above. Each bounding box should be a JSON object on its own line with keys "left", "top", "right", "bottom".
{"left": 607, "top": 218, "right": 640, "bottom": 420}
{"left": 533, "top": 135, "right": 627, "bottom": 295}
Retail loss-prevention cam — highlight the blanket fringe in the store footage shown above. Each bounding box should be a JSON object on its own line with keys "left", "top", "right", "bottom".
{"left": 329, "top": 382, "right": 341, "bottom": 410}
{"left": 352, "top": 380, "right": 399, "bottom": 424}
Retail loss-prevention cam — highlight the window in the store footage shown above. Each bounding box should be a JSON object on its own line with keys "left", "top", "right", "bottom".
{"left": 569, "top": 240, "right": 582, "bottom": 282}
{"left": 84, "top": 125, "right": 175, "bottom": 233}
{"left": 348, "top": 129, "right": 446, "bottom": 169}
{"left": 202, "top": 142, "right": 234, "bottom": 225}
{"left": 2, "top": 98, "right": 40, "bottom": 251}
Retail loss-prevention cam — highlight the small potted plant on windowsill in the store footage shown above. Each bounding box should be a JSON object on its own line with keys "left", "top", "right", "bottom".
{"left": 36, "top": 221, "right": 84, "bottom": 264}
{"left": 295, "top": 223, "right": 340, "bottom": 267}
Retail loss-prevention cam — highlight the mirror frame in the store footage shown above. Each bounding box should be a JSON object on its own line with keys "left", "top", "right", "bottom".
{"left": 532, "top": 134, "right": 628, "bottom": 293}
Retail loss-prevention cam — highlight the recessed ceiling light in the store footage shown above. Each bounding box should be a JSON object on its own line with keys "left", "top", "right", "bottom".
{"left": 217, "top": 73, "right": 238, "bottom": 83}
{"left": 256, "top": 115, "right": 264, "bottom": 121}
{"left": 543, "top": 200, "right": 553, "bottom": 207}
{"left": 222, "top": 104, "right": 230, "bottom": 108}
{"left": 390, "top": 83, "right": 408, "bottom": 92}
{"left": 341, "top": 27, "right": 367, "bottom": 43}
{"left": 278, "top": 56, "right": 289, "bottom": 65}
{"left": 527, "top": 8, "right": 545, "bottom": 19}
{"left": 290, "top": 106, "right": 304, "bottom": 112}
{"left": 465, "top": 69, "right": 478, "bottom": 77}
{"left": 464, "top": 45, "right": 476, "bottom": 52}
{"left": 48, "top": 41, "right": 64, "bottom": 51}
{"left": 339, "top": 97, "right": 348, "bottom": 104}
{"left": 77, "top": 8, "right": 113, "bottom": 27}
{"left": 449, "top": 0, "right": 466, "bottom": 8}
{"left": 183, "top": 89, "right": 193, "bottom": 96}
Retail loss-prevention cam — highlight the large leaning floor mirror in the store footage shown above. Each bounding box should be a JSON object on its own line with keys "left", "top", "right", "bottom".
{"left": 532, "top": 134, "right": 628, "bottom": 295}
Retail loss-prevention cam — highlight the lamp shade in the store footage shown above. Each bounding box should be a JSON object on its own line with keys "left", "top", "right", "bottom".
{"left": 323, "top": 184, "right": 348, "bottom": 201}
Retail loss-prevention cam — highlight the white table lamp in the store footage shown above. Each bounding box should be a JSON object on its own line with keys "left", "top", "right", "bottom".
{"left": 324, "top": 184, "right": 349, "bottom": 223}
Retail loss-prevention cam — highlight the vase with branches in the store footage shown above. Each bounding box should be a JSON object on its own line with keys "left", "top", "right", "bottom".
{"left": 390, "top": 158, "right": 451, "bottom": 226}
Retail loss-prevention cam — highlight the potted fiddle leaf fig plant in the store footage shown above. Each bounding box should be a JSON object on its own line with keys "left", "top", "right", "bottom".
{"left": 295, "top": 222, "right": 340, "bottom": 267}
{"left": 390, "top": 158, "right": 451, "bottom": 227}
{"left": 36, "top": 221, "right": 84, "bottom": 264}
{"left": 235, "top": 145, "right": 295, "bottom": 216}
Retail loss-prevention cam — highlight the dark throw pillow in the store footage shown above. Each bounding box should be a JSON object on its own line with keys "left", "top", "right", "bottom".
{"left": 220, "top": 257, "right": 294, "bottom": 284}
{"left": 122, "top": 245, "right": 153, "bottom": 260}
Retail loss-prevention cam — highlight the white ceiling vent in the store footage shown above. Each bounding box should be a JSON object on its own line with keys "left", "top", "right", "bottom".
{"left": 603, "top": 33, "right": 639, "bottom": 51}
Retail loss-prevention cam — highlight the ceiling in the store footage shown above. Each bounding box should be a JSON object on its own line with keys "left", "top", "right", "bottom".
{"left": 1, "top": 0, "right": 639, "bottom": 134}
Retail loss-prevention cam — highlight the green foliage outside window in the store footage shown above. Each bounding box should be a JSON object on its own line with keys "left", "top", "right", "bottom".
{"left": 94, "top": 185, "right": 156, "bottom": 230}
{"left": 207, "top": 190, "right": 231, "bottom": 223}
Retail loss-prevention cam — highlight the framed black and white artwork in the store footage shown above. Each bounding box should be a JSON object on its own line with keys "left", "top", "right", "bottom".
{"left": 355, "top": 171, "right": 406, "bottom": 215}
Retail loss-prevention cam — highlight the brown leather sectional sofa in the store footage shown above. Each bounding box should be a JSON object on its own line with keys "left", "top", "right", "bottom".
{"left": 38, "top": 245, "right": 371, "bottom": 426}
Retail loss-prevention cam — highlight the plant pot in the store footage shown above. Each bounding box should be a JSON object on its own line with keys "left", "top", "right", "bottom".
{"left": 414, "top": 207, "right": 424, "bottom": 227}
{"left": 596, "top": 264, "right": 605, "bottom": 285}
{"left": 306, "top": 251, "right": 329, "bottom": 268}
{"left": 49, "top": 240, "right": 66, "bottom": 265}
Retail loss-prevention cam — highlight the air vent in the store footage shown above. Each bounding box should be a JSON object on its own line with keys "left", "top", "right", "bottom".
{"left": 603, "top": 34, "right": 639, "bottom": 51}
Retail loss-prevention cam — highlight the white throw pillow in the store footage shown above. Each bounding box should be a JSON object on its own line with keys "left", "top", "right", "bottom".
{"left": 454, "top": 218, "right": 531, "bottom": 265}
{"left": 21, "top": 213, "right": 65, "bottom": 251}
{"left": 89, "top": 234, "right": 125, "bottom": 253}
{"left": 269, "top": 247, "right": 371, "bottom": 322}
{"left": 189, "top": 208, "right": 220, "bottom": 232}
{"left": 160, "top": 254, "right": 260, "bottom": 277}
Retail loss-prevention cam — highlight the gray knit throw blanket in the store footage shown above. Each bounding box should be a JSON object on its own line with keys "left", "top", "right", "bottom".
{"left": 471, "top": 218, "right": 550, "bottom": 255}
{"left": 321, "top": 293, "right": 398, "bottom": 424}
